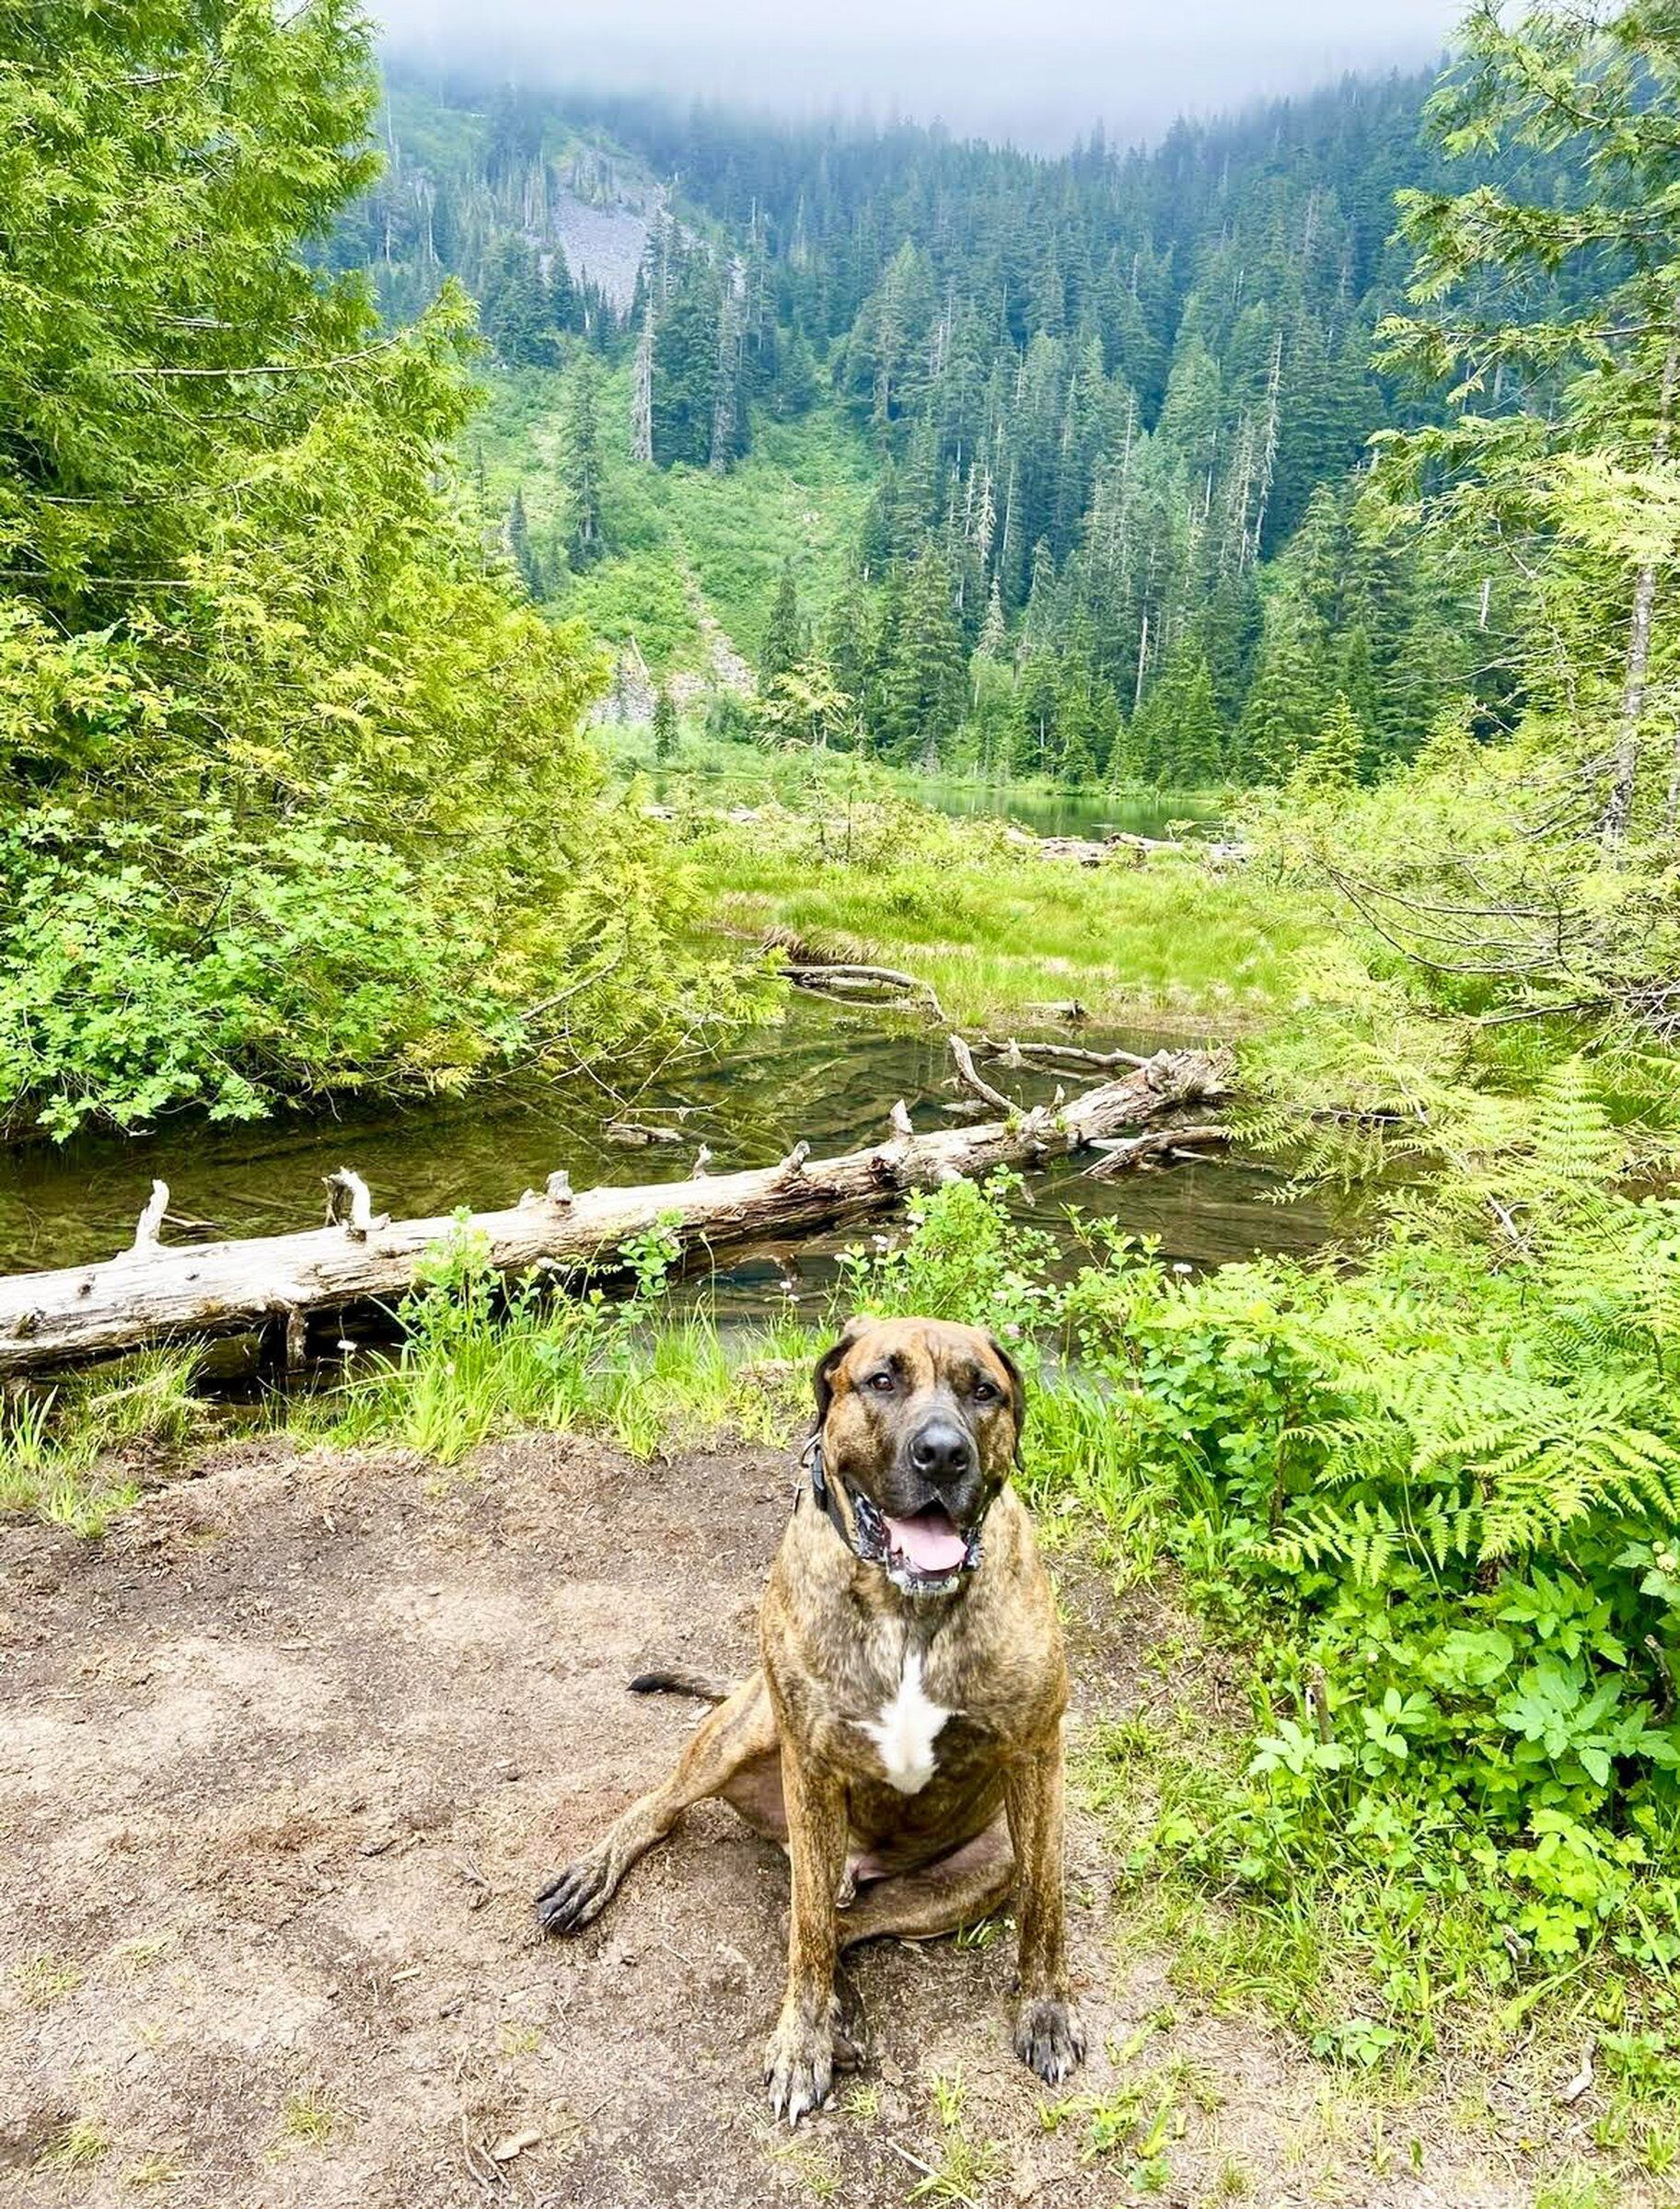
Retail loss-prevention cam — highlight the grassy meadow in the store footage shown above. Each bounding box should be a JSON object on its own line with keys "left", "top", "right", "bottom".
{"left": 682, "top": 794, "right": 1324, "bottom": 1033}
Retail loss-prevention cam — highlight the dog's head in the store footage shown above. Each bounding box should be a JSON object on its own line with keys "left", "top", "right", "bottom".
{"left": 810, "top": 1314, "right": 1025, "bottom": 1597}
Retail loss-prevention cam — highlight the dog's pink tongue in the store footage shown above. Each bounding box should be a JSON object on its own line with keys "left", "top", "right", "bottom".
{"left": 884, "top": 1510, "right": 967, "bottom": 1574}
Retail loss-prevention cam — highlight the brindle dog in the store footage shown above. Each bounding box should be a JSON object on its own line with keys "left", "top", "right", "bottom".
{"left": 536, "top": 1315, "right": 1085, "bottom": 2122}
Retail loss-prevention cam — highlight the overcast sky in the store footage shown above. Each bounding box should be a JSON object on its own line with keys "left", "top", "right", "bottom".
{"left": 374, "top": 0, "right": 1464, "bottom": 149}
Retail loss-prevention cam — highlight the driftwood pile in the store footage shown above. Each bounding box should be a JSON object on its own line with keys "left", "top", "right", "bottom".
{"left": 0, "top": 1043, "right": 1233, "bottom": 1377}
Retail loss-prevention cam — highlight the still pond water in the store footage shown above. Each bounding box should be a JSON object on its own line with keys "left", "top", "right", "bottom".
{"left": 0, "top": 991, "right": 1341, "bottom": 1317}
{"left": 641, "top": 765, "right": 1222, "bottom": 845}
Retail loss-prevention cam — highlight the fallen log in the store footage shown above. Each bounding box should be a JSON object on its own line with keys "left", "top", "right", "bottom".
{"left": 604, "top": 1119, "right": 686, "bottom": 1147}
{"left": 0, "top": 1047, "right": 1233, "bottom": 1376}
{"left": 782, "top": 962, "right": 947, "bottom": 1024}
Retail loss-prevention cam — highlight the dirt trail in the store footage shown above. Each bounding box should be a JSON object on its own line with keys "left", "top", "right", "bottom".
{"left": 0, "top": 1435, "right": 1583, "bottom": 2207}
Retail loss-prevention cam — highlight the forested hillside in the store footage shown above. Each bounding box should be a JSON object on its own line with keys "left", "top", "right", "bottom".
{"left": 342, "top": 65, "right": 1566, "bottom": 784}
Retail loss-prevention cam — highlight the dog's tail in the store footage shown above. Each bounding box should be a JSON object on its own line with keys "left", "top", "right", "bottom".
{"left": 628, "top": 1667, "right": 735, "bottom": 1703}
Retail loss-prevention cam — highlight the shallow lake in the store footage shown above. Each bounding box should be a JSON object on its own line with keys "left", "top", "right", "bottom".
{"left": 634, "top": 759, "right": 1222, "bottom": 845}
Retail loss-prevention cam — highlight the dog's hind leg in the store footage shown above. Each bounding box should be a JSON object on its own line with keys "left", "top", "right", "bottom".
{"left": 833, "top": 1817, "right": 1014, "bottom": 1950}
{"left": 536, "top": 1671, "right": 779, "bottom": 1936}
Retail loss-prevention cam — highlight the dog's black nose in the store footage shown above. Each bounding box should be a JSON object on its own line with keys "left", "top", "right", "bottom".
{"left": 908, "top": 1419, "right": 976, "bottom": 1482}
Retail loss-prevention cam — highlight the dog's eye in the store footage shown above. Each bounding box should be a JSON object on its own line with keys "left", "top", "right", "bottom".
{"left": 864, "top": 1371, "right": 896, "bottom": 1394}
{"left": 973, "top": 1378, "right": 1002, "bottom": 1405}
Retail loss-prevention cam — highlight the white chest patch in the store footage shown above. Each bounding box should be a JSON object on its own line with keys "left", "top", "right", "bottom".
{"left": 862, "top": 1650, "right": 952, "bottom": 1795}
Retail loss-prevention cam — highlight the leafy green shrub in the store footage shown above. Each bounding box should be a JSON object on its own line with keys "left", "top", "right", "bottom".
{"left": 0, "top": 2, "right": 743, "bottom": 1140}
{"left": 837, "top": 1172, "right": 1056, "bottom": 1340}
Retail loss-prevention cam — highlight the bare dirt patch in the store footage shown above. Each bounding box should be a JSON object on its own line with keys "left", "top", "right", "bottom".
{"left": 0, "top": 1433, "right": 1601, "bottom": 2206}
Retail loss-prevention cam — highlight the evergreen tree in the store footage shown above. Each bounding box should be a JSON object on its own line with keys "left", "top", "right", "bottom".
{"left": 1379, "top": 0, "right": 1680, "bottom": 845}
{"left": 562, "top": 353, "right": 607, "bottom": 568}
{"left": 653, "top": 684, "right": 678, "bottom": 761}
{"left": 881, "top": 549, "right": 967, "bottom": 768}
{"left": 976, "top": 576, "right": 1007, "bottom": 668}
{"left": 1301, "top": 690, "right": 1367, "bottom": 787}
{"left": 818, "top": 572, "right": 870, "bottom": 713}
{"left": 506, "top": 484, "right": 545, "bottom": 597}
{"left": 771, "top": 327, "right": 821, "bottom": 418}
{"left": 760, "top": 560, "right": 803, "bottom": 685}
{"left": 1175, "top": 655, "right": 1225, "bottom": 789}
{"left": 651, "top": 237, "right": 725, "bottom": 467}
{"left": 1236, "top": 587, "right": 1330, "bottom": 783}
{"left": 480, "top": 235, "right": 554, "bottom": 366}
{"left": 1013, "top": 656, "right": 1062, "bottom": 779}
{"left": 546, "top": 242, "right": 577, "bottom": 333}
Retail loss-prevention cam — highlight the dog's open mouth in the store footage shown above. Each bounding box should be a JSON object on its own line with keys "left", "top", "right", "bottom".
{"left": 882, "top": 1506, "right": 974, "bottom": 1585}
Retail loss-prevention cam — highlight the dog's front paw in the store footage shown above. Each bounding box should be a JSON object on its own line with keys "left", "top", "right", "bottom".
{"left": 534, "top": 1847, "right": 617, "bottom": 1937}
{"left": 764, "top": 2006, "right": 835, "bottom": 2125}
{"left": 1013, "top": 1995, "right": 1086, "bottom": 2087}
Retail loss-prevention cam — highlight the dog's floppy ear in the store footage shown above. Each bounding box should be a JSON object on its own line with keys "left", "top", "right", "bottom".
{"left": 812, "top": 1313, "right": 873, "bottom": 1430}
{"left": 986, "top": 1332, "right": 1028, "bottom": 1463}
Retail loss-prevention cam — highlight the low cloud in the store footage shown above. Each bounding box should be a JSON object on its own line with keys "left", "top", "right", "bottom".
{"left": 373, "top": 0, "right": 1462, "bottom": 148}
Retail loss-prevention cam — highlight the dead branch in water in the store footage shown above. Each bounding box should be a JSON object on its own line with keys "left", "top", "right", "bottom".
{"left": 979, "top": 1035, "right": 1152, "bottom": 1075}
{"left": 0, "top": 1047, "right": 1233, "bottom": 1376}
{"left": 1083, "top": 1125, "right": 1231, "bottom": 1177}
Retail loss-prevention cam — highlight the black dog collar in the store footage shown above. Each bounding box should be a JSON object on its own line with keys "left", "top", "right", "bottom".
{"left": 802, "top": 1438, "right": 983, "bottom": 1590}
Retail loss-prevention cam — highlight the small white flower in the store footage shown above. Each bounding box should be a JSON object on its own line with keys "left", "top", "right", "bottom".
{"left": 1172, "top": 1262, "right": 1193, "bottom": 1276}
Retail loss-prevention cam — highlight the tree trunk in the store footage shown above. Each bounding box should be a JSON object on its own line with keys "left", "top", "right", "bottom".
{"left": 0, "top": 1051, "right": 1233, "bottom": 1377}
{"left": 1601, "top": 311, "right": 1680, "bottom": 850}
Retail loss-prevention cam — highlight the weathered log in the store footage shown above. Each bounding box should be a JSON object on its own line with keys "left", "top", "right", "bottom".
{"left": 783, "top": 962, "right": 948, "bottom": 1024}
{"left": 0, "top": 1048, "right": 1233, "bottom": 1376}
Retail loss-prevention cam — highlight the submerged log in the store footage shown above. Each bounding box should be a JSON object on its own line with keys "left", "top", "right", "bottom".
{"left": 782, "top": 962, "right": 947, "bottom": 1024}
{"left": 0, "top": 1048, "right": 1232, "bottom": 1376}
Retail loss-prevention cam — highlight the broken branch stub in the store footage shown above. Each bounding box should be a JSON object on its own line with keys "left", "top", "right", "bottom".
{"left": 322, "top": 1168, "right": 388, "bottom": 1240}
{"left": 127, "top": 1180, "right": 169, "bottom": 1259}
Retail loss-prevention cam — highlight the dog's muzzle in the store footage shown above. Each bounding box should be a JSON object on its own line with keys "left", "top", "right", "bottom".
{"left": 807, "top": 1440, "right": 983, "bottom": 1597}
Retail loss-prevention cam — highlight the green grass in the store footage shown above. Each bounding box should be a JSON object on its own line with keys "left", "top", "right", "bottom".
{"left": 37, "top": 2119, "right": 110, "bottom": 2172}
{"left": 682, "top": 796, "right": 1327, "bottom": 1032}
{"left": 303, "top": 1232, "right": 820, "bottom": 1466}
{"left": 0, "top": 1347, "right": 203, "bottom": 1532}
{"left": 909, "top": 2070, "right": 1005, "bottom": 2203}
{"left": 278, "top": 2087, "right": 343, "bottom": 2148}
{"left": 11, "top": 1953, "right": 82, "bottom": 2008}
